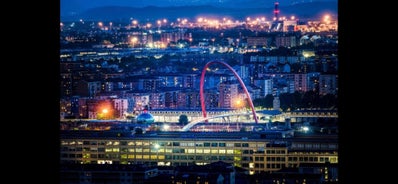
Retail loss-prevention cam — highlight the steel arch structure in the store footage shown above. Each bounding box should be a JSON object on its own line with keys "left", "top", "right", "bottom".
{"left": 200, "top": 61, "right": 258, "bottom": 124}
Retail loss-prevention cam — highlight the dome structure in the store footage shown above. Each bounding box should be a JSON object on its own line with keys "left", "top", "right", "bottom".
{"left": 136, "top": 112, "right": 155, "bottom": 124}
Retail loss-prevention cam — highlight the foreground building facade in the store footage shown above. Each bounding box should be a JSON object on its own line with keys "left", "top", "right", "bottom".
{"left": 60, "top": 131, "right": 338, "bottom": 174}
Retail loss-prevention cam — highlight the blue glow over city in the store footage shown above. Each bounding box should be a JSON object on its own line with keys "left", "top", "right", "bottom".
{"left": 60, "top": 1, "right": 339, "bottom": 183}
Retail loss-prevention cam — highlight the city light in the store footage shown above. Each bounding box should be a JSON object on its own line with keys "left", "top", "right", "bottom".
{"left": 153, "top": 143, "right": 160, "bottom": 149}
{"left": 146, "top": 23, "right": 152, "bottom": 28}
{"left": 60, "top": 1, "right": 338, "bottom": 181}
{"left": 130, "top": 37, "right": 138, "bottom": 47}
{"left": 163, "top": 124, "right": 170, "bottom": 131}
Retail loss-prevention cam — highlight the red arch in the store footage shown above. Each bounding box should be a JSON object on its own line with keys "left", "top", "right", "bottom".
{"left": 200, "top": 61, "right": 258, "bottom": 124}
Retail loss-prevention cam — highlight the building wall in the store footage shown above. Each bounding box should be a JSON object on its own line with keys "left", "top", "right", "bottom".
{"left": 319, "top": 74, "right": 338, "bottom": 95}
{"left": 219, "top": 83, "right": 239, "bottom": 108}
{"left": 176, "top": 91, "right": 200, "bottom": 109}
{"left": 75, "top": 81, "right": 101, "bottom": 97}
{"left": 113, "top": 99, "right": 129, "bottom": 119}
{"left": 253, "top": 79, "right": 273, "bottom": 97}
{"left": 275, "top": 36, "right": 297, "bottom": 48}
{"left": 149, "top": 92, "right": 165, "bottom": 109}
{"left": 60, "top": 135, "right": 338, "bottom": 173}
{"left": 247, "top": 37, "right": 268, "bottom": 47}
{"left": 294, "top": 73, "right": 308, "bottom": 92}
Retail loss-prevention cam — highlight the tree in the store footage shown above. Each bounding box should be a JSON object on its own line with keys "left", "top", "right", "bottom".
{"left": 302, "top": 90, "right": 320, "bottom": 108}
{"left": 134, "top": 128, "right": 143, "bottom": 134}
{"left": 253, "top": 94, "right": 274, "bottom": 109}
{"left": 178, "top": 114, "right": 189, "bottom": 125}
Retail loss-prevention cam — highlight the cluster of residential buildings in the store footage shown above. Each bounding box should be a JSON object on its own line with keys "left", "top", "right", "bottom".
{"left": 60, "top": 7, "right": 338, "bottom": 183}
{"left": 60, "top": 50, "right": 337, "bottom": 120}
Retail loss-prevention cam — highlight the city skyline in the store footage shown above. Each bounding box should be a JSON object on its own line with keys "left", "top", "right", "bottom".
{"left": 61, "top": 0, "right": 338, "bottom": 20}
{"left": 59, "top": 0, "right": 340, "bottom": 183}
{"left": 61, "top": 0, "right": 323, "bottom": 13}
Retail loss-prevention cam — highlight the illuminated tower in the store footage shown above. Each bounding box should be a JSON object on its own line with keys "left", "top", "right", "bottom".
{"left": 274, "top": 1, "right": 280, "bottom": 20}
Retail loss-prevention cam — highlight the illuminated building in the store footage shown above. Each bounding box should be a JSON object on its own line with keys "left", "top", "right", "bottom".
{"left": 246, "top": 37, "right": 269, "bottom": 47}
{"left": 319, "top": 74, "right": 338, "bottom": 95}
{"left": 60, "top": 131, "right": 338, "bottom": 174}
{"left": 176, "top": 89, "right": 200, "bottom": 109}
{"left": 274, "top": 2, "right": 280, "bottom": 20}
{"left": 253, "top": 78, "right": 273, "bottom": 97}
{"left": 293, "top": 74, "right": 309, "bottom": 93}
{"left": 282, "top": 20, "right": 298, "bottom": 32}
{"left": 218, "top": 82, "right": 239, "bottom": 108}
{"left": 275, "top": 35, "right": 297, "bottom": 48}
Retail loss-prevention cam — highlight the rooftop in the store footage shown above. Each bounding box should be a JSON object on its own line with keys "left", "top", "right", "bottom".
{"left": 60, "top": 130, "right": 338, "bottom": 143}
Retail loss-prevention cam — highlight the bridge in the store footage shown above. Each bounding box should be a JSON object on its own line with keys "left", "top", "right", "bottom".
{"left": 181, "top": 112, "right": 256, "bottom": 131}
{"left": 180, "top": 110, "right": 338, "bottom": 131}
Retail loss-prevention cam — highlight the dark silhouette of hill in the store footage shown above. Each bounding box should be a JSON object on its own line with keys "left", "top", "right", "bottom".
{"left": 61, "top": 1, "right": 337, "bottom": 22}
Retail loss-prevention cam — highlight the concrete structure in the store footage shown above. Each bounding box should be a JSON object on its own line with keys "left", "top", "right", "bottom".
{"left": 219, "top": 82, "right": 239, "bottom": 108}
{"left": 60, "top": 131, "right": 338, "bottom": 174}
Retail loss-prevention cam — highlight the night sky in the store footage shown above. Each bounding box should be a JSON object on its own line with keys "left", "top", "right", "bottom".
{"left": 61, "top": 0, "right": 333, "bottom": 17}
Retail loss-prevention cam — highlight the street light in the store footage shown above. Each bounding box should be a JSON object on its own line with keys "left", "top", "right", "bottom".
{"left": 163, "top": 124, "right": 170, "bottom": 131}
{"left": 102, "top": 108, "right": 108, "bottom": 119}
{"left": 130, "top": 37, "right": 138, "bottom": 48}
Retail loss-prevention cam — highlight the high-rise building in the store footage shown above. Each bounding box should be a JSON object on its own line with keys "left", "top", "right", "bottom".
{"left": 247, "top": 37, "right": 268, "bottom": 47}
{"left": 149, "top": 92, "right": 165, "bottom": 110}
{"left": 275, "top": 35, "right": 297, "bottom": 48}
{"left": 176, "top": 89, "right": 200, "bottom": 109}
{"left": 113, "top": 99, "right": 129, "bottom": 119}
{"left": 253, "top": 78, "right": 273, "bottom": 97}
{"left": 219, "top": 82, "right": 239, "bottom": 108}
{"left": 319, "top": 74, "right": 338, "bottom": 95}
{"left": 182, "top": 74, "right": 197, "bottom": 89}
{"left": 164, "top": 90, "right": 178, "bottom": 108}
{"left": 294, "top": 73, "right": 308, "bottom": 92}
{"left": 138, "top": 77, "right": 163, "bottom": 91}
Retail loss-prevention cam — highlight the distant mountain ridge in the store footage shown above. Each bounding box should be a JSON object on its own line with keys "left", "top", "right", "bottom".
{"left": 61, "top": 1, "right": 337, "bottom": 22}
